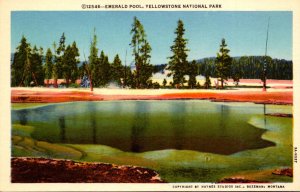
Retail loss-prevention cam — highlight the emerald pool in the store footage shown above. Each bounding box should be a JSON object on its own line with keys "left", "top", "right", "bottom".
{"left": 11, "top": 100, "right": 291, "bottom": 155}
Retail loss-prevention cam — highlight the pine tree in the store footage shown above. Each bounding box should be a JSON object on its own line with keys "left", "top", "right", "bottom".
{"left": 97, "top": 51, "right": 111, "bottom": 87}
{"left": 130, "top": 16, "right": 143, "bottom": 88}
{"left": 71, "top": 42, "right": 80, "bottom": 83}
{"left": 21, "top": 46, "right": 33, "bottom": 86}
{"left": 204, "top": 75, "right": 211, "bottom": 89}
{"left": 111, "top": 54, "right": 124, "bottom": 86}
{"left": 44, "top": 48, "right": 53, "bottom": 87}
{"left": 12, "top": 37, "right": 44, "bottom": 87}
{"left": 167, "top": 19, "right": 189, "bottom": 88}
{"left": 130, "top": 16, "right": 153, "bottom": 88}
{"left": 162, "top": 78, "right": 167, "bottom": 88}
{"left": 231, "top": 59, "right": 243, "bottom": 86}
{"left": 86, "top": 29, "right": 99, "bottom": 91}
{"left": 30, "top": 45, "right": 44, "bottom": 86}
{"left": 52, "top": 42, "right": 59, "bottom": 88}
{"left": 56, "top": 33, "right": 66, "bottom": 79}
{"left": 215, "top": 38, "right": 232, "bottom": 88}
{"left": 62, "top": 42, "right": 79, "bottom": 87}
{"left": 139, "top": 39, "right": 153, "bottom": 88}
{"left": 188, "top": 60, "right": 198, "bottom": 88}
{"left": 123, "top": 66, "right": 134, "bottom": 88}
{"left": 11, "top": 36, "right": 31, "bottom": 86}
{"left": 57, "top": 33, "right": 66, "bottom": 55}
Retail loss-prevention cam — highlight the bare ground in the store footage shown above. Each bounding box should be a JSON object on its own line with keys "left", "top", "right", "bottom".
{"left": 11, "top": 157, "right": 165, "bottom": 183}
{"left": 11, "top": 87, "right": 293, "bottom": 105}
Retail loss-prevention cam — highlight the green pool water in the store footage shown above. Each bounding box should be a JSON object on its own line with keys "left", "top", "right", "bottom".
{"left": 11, "top": 100, "right": 291, "bottom": 155}
{"left": 11, "top": 100, "right": 293, "bottom": 182}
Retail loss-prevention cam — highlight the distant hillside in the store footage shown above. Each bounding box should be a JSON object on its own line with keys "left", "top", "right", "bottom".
{"left": 153, "top": 56, "right": 293, "bottom": 80}
{"left": 197, "top": 56, "right": 292, "bottom": 80}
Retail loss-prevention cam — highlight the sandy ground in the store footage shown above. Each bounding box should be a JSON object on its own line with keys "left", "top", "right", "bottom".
{"left": 12, "top": 79, "right": 293, "bottom": 94}
{"left": 11, "top": 88, "right": 293, "bottom": 104}
{"left": 11, "top": 80, "right": 293, "bottom": 105}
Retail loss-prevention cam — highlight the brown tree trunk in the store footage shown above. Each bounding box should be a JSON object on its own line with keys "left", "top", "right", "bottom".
{"left": 46, "top": 79, "right": 49, "bottom": 87}
{"left": 89, "top": 75, "right": 93, "bottom": 92}
{"left": 66, "top": 78, "right": 70, "bottom": 88}
{"left": 32, "top": 72, "right": 38, "bottom": 86}
{"left": 54, "top": 78, "right": 58, "bottom": 88}
{"left": 136, "top": 64, "right": 140, "bottom": 89}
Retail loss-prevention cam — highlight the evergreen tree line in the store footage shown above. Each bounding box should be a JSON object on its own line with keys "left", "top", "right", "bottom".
{"left": 11, "top": 17, "right": 156, "bottom": 89}
{"left": 11, "top": 17, "right": 292, "bottom": 89}
{"left": 81, "top": 28, "right": 131, "bottom": 89}
{"left": 11, "top": 33, "right": 142, "bottom": 88}
{"left": 11, "top": 37, "right": 45, "bottom": 87}
{"left": 11, "top": 33, "right": 81, "bottom": 87}
{"left": 198, "top": 56, "right": 293, "bottom": 80}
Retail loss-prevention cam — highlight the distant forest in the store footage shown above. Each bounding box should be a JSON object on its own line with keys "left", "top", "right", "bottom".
{"left": 11, "top": 16, "right": 293, "bottom": 90}
{"left": 154, "top": 56, "right": 293, "bottom": 80}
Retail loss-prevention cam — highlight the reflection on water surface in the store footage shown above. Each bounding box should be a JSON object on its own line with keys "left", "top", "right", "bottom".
{"left": 11, "top": 100, "right": 289, "bottom": 155}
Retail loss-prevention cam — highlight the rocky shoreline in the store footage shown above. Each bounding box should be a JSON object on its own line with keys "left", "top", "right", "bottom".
{"left": 11, "top": 157, "right": 165, "bottom": 183}
{"left": 12, "top": 157, "right": 292, "bottom": 183}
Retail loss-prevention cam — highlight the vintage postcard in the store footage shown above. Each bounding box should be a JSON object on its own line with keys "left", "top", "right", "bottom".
{"left": 0, "top": 0, "right": 299, "bottom": 191}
